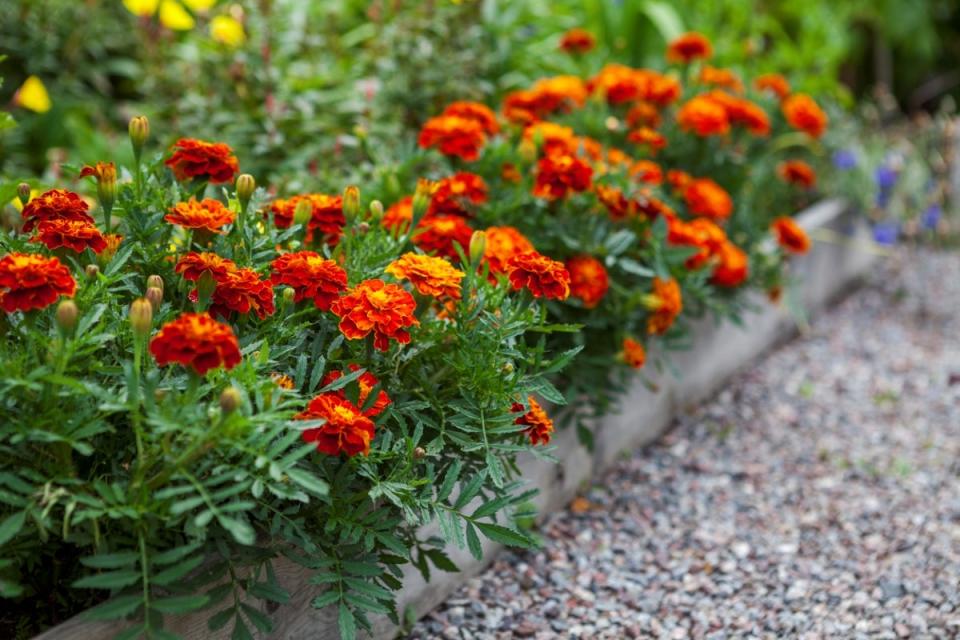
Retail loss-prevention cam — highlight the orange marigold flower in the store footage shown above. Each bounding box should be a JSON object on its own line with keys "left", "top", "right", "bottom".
{"left": 559, "top": 28, "right": 595, "bottom": 54}
{"left": 645, "top": 277, "right": 683, "bottom": 335}
{"left": 418, "top": 115, "right": 487, "bottom": 162}
{"left": 175, "top": 251, "right": 238, "bottom": 281}
{"left": 382, "top": 196, "right": 414, "bottom": 231}
{"left": 626, "top": 102, "right": 662, "bottom": 129}
{"left": 711, "top": 241, "right": 749, "bottom": 287}
{"left": 645, "top": 72, "right": 682, "bottom": 107}
{"left": 149, "top": 312, "right": 242, "bottom": 375}
{"left": 723, "top": 96, "right": 771, "bottom": 136}
{"left": 666, "top": 32, "right": 712, "bottom": 64}
{"left": 777, "top": 160, "right": 817, "bottom": 188}
{"left": 165, "top": 138, "right": 239, "bottom": 184}
{"left": 684, "top": 178, "right": 733, "bottom": 220}
{"left": 295, "top": 392, "right": 376, "bottom": 457}
{"left": 386, "top": 252, "right": 464, "bottom": 300}
{"left": 677, "top": 95, "right": 730, "bottom": 136}
{"left": 667, "top": 169, "right": 693, "bottom": 192}
{"left": 699, "top": 66, "right": 743, "bottom": 93}
{"left": 442, "top": 101, "right": 500, "bottom": 135}
{"left": 0, "top": 252, "right": 76, "bottom": 313}
{"left": 503, "top": 76, "right": 588, "bottom": 123}
{"left": 501, "top": 163, "right": 522, "bottom": 183}
{"left": 413, "top": 215, "right": 474, "bottom": 261}
{"left": 630, "top": 160, "right": 664, "bottom": 185}
{"left": 566, "top": 254, "right": 609, "bottom": 309}
{"left": 272, "top": 372, "right": 295, "bottom": 389}
{"left": 771, "top": 216, "right": 811, "bottom": 254}
{"left": 511, "top": 396, "right": 554, "bottom": 446}
{"left": 483, "top": 226, "right": 535, "bottom": 274}
{"left": 668, "top": 217, "right": 728, "bottom": 269}
{"left": 33, "top": 219, "right": 107, "bottom": 254}
{"left": 165, "top": 198, "right": 235, "bottom": 233}
{"left": 330, "top": 279, "right": 419, "bottom": 351}
{"left": 102, "top": 233, "right": 124, "bottom": 261}
{"left": 430, "top": 172, "right": 489, "bottom": 216}
{"left": 595, "top": 184, "right": 635, "bottom": 221}
{"left": 636, "top": 191, "right": 676, "bottom": 221}
{"left": 507, "top": 252, "right": 571, "bottom": 300}
{"left": 321, "top": 364, "right": 391, "bottom": 417}
{"left": 622, "top": 337, "right": 646, "bottom": 369}
{"left": 754, "top": 73, "right": 791, "bottom": 101}
{"left": 78, "top": 161, "right": 117, "bottom": 182}
{"left": 523, "top": 121, "right": 578, "bottom": 156}
{"left": 270, "top": 251, "right": 348, "bottom": 310}
{"left": 627, "top": 127, "right": 667, "bottom": 153}
{"left": 782, "top": 93, "right": 828, "bottom": 138}
{"left": 20, "top": 188, "right": 94, "bottom": 233}
{"left": 533, "top": 153, "right": 593, "bottom": 200}
{"left": 195, "top": 267, "right": 275, "bottom": 320}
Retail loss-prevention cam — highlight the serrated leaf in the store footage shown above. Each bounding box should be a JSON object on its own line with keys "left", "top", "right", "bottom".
{"left": 338, "top": 603, "right": 357, "bottom": 640}
{"left": 152, "top": 594, "right": 210, "bottom": 613}
{"left": 239, "top": 603, "right": 273, "bottom": 633}
{"left": 151, "top": 554, "right": 204, "bottom": 586}
{"left": 286, "top": 468, "right": 329, "bottom": 497}
{"left": 83, "top": 594, "right": 143, "bottom": 620}
{"left": 73, "top": 569, "right": 141, "bottom": 590}
{"left": 475, "top": 522, "right": 534, "bottom": 549}
{"left": 465, "top": 523, "right": 483, "bottom": 561}
{"left": 0, "top": 511, "right": 25, "bottom": 546}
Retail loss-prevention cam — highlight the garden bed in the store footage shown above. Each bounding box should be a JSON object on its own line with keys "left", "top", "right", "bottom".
{"left": 34, "top": 197, "right": 875, "bottom": 640}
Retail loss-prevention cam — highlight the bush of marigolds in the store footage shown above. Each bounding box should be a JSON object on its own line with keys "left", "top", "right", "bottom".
{"left": 0, "top": 29, "right": 912, "bottom": 640}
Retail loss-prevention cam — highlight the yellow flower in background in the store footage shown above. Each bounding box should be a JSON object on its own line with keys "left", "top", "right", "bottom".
{"left": 10, "top": 189, "right": 40, "bottom": 212}
{"left": 159, "top": 0, "right": 195, "bottom": 30}
{"left": 123, "top": 0, "right": 212, "bottom": 30}
{"left": 14, "top": 76, "right": 51, "bottom": 113}
{"left": 210, "top": 15, "right": 245, "bottom": 47}
{"left": 122, "top": 0, "right": 159, "bottom": 16}
{"left": 181, "top": 0, "right": 216, "bottom": 10}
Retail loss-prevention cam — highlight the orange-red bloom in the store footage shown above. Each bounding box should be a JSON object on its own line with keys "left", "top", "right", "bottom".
{"left": 321, "top": 364, "right": 391, "bottom": 417}
{"left": 0, "top": 252, "right": 76, "bottom": 313}
{"left": 666, "top": 32, "right": 712, "bottom": 64}
{"left": 754, "top": 73, "right": 791, "bottom": 101}
{"left": 149, "top": 312, "right": 242, "bottom": 375}
{"left": 165, "top": 138, "right": 239, "bottom": 184}
{"left": 668, "top": 217, "right": 728, "bottom": 269}
{"left": 200, "top": 268, "right": 276, "bottom": 320}
{"left": 430, "top": 172, "right": 488, "bottom": 216}
{"left": 511, "top": 396, "right": 554, "bottom": 446}
{"left": 33, "top": 219, "right": 107, "bottom": 254}
{"left": 711, "top": 241, "right": 749, "bottom": 287}
{"left": 782, "top": 94, "right": 828, "bottom": 138}
{"left": 630, "top": 160, "right": 664, "bottom": 185}
{"left": 646, "top": 277, "right": 683, "bottom": 335}
{"left": 295, "top": 393, "right": 376, "bottom": 457}
{"left": 684, "top": 178, "right": 733, "bottom": 220}
{"left": 533, "top": 153, "right": 593, "bottom": 200}
{"left": 270, "top": 251, "right": 348, "bottom": 310}
{"left": 165, "top": 198, "right": 235, "bottom": 233}
{"left": 175, "top": 251, "right": 238, "bottom": 281}
{"left": 566, "top": 255, "right": 609, "bottom": 309}
{"left": 268, "top": 193, "right": 345, "bottom": 240}
{"left": 78, "top": 161, "right": 117, "bottom": 182}
{"left": 626, "top": 102, "right": 662, "bottom": 129}
{"left": 622, "top": 337, "right": 646, "bottom": 369}
{"left": 382, "top": 196, "right": 414, "bottom": 231}
{"left": 707, "top": 91, "right": 770, "bottom": 136}
{"left": 503, "top": 76, "right": 588, "bottom": 123}
{"left": 441, "top": 101, "right": 500, "bottom": 135}
{"left": 413, "top": 215, "right": 474, "bottom": 261}
{"left": 559, "top": 28, "right": 595, "bottom": 54}
{"left": 628, "top": 127, "right": 667, "bottom": 153}
{"left": 667, "top": 169, "right": 693, "bottom": 192}
{"left": 330, "top": 279, "right": 419, "bottom": 351}
{"left": 386, "top": 252, "right": 464, "bottom": 300}
{"left": 482, "top": 226, "right": 535, "bottom": 274}
{"left": 777, "top": 160, "right": 817, "bottom": 188}
{"left": 507, "top": 252, "right": 571, "bottom": 300}
{"left": 20, "top": 189, "right": 94, "bottom": 233}
{"left": 699, "top": 66, "right": 743, "bottom": 93}
{"left": 677, "top": 95, "right": 730, "bottom": 136}
{"left": 418, "top": 115, "right": 487, "bottom": 162}
{"left": 771, "top": 217, "right": 811, "bottom": 254}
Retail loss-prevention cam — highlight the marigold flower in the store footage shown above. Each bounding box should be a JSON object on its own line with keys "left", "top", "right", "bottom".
{"left": 413, "top": 215, "right": 474, "bottom": 261}
{"left": 270, "top": 251, "right": 348, "bottom": 310}
{"left": 295, "top": 393, "right": 376, "bottom": 457}
{"left": 724, "top": 96, "right": 771, "bottom": 136}
{"left": 626, "top": 102, "right": 662, "bottom": 129}
{"left": 165, "top": 198, "right": 235, "bottom": 233}
{"left": 645, "top": 277, "right": 682, "bottom": 335}
{"left": 79, "top": 162, "right": 118, "bottom": 208}
{"left": 0, "top": 252, "right": 76, "bottom": 313}
{"left": 507, "top": 252, "right": 571, "bottom": 300}
{"left": 483, "top": 226, "right": 535, "bottom": 274}
{"left": 200, "top": 268, "right": 276, "bottom": 320}
{"left": 630, "top": 160, "right": 664, "bottom": 185}
{"left": 666, "top": 32, "right": 712, "bottom": 64}
{"left": 645, "top": 72, "right": 682, "bottom": 107}
{"left": 667, "top": 170, "right": 693, "bottom": 192}
{"left": 20, "top": 189, "right": 94, "bottom": 233}
{"left": 566, "top": 255, "right": 609, "bottom": 309}
{"left": 771, "top": 216, "right": 811, "bottom": 254}
{"left": 595, "top": 184, "right": 635, "bottom": 221}
{"left": 777, "top": 160, "right": 817, "bottom": 189}
{"left": 559, "top": 28, "right": 595, "bottom": 54}
{"left": 501, "top": 163, "right": 522, "bottom": 183}
{"left": 622, "top": 337, "right": 646, "bottom": 369}
{"left": 668, "top": 217, "right": 728, "bottom": 269}
{"left": 33, "top": 219, "right": 107, "bottom": 254}
{"left": 754, "top": 73, "right": 791, "bottom": 100}
{"left": 627, "top": 127, "right": 667, "bottom": 153}
{"left": 782, "top": 93, "right": 828, "bottom": 138}
{"left": 684, "top": 178, "right": 733, "bottom": 220}
{"left": 430, "top": 172, "right": 488, "bottom": 217}
{"left": 330, "top": 279, "right": 419, "bottom": 351}
{"left": 533, "top": 153, "right": 593, "bottom": 200}
{"left": 272, "top": 373, "right": 295, "bottom": 389}
{"left": 101, "top": 234, "right": 124, "bottom": 263}
{"left": 677, "top": 95, "right": 730, "bottom": 136}
{"left": 699, "top": 66, "right": 743, "bottom": 93}
{"left": 511, "top": 396, "right": 554, "bottom": 446}
{"left": 382, "top": 196, "right": 414, "bottom": 231}
{"left": 589, "top": 64, "right": 645, "bottom": 104}
{"left": 321, "top": 364, "right": 391, "bottom": 417}
{"left": 175, "top": 251, "right": 238, "bottom": 281}
{"left": 418, "top": 115, "right": 487, "bottom": 162}
{"left": 386, "top": 252, "right": 464, "bottom": 300}
{"left": 441, "top": 101, "right": 500, "bottom": 135}
{"left": 267, "top": 194, "right": 345, "bottom": 240}
{"left": 149, "top": 312, "right": 242, "bottom": 375}
{"left": 523, "top": 122, "right": 578, "bottom": 156}
{"left": 165, "top": 138, "right": 239, "bottom": 184}
{"left": 711, "top": 241, "right": 749, "bottom": 287}
{"left": 503, "top": 76, "right": 588, "bottom": 123}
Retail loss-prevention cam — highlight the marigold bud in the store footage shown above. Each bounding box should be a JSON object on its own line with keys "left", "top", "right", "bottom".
{"left": 17, "top": 183, "right": 31, "bottom": 206}
{"left": 369, "top": 199, "right": 384, "bottom": 220}
{"left": 219, "top": 387, "right": 242, "bottom": 414}
{"left": 56, "top": 299, "right": 78, "bottom": 334}
{"left": 85, "top": 264, "right": 100, "bottom": 279}
{"left": 196, "top": 270, "right": 217, "bottom": 306}
{"left": 357, "top": 221, "right": 370, "bottom": 233}
{"left": 468, "top": 230, "right": 487, "bottom": 264}
{"left": 129, "top": 116, "right": 150, "bottom": 157}
{"left": 146, "top": 274, "right": 164, "bottom": 293}
{"left": 411, "top": 179, "right": 435, "bottom": 224}
{"left": 343, "top": 185, "right": 361, "bottom": 222}
{"left": 293, "top": 198, "right": 313, "bottom": 225}
{"left": 502, "top": 361, "right": 514, "bottom": 374}
{"left": 129, "top": 298, "right": 153, "bottom": 338}
{"left": 282, "top": 286, "right": 296, "bottom": 305}
{"left": 413, "top": 446, "right": 427, "bottom": 460}
{"left": 96, "top": 164, "right": 118, "bottom": 211}
{"left": 145, "top": 286, "right": 163, "bottom": 312}
{"left": 236, "top": 173, "right": 255, "bottom": 209}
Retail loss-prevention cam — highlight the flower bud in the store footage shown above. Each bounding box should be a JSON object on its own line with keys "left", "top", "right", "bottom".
{"left": 56, "top": 299, "right": 79, "bottom": 334}
{"left": 219, "top": 387, "right": 242, "bottom": 414}
{"left": 282, "top": 286, "right": 296, "bottom": 305}
{"left": 357, "top": 221, "right": 370, "bottom": 233}
{"left": 343, "top": 185, "right": 360, "bottom": 222}
{"left": 502, "top": 361, "right": 514, "bottom": 374}
{"left": 469, "top": 230, "right": 487, "bottom": 264}
{"left": 369, "top": 199, "right": 384, "bottom": 221}
{"left": 129, "top": 116, "right": 150, "bottom": 158}
{"left": 196, "top": 270, "right": 217, "bottom": 307}
{"left": 145, "top": 286, "right": 163, "bottom": 312}
{"left": 293, "top": 198, "right": 313, "bottom": 226}
{"left": 413, "top": 446, "right": 427, "bottom": 460}
{"left": 17, "top": 183, "right": 31, "bottom": 206}
{"left": 129, "top": 298, "right": 153, "bottom": 338}
{"left": 85, "top": 264, "right": 100, "bottom": 279}
{"left": 411, "top": 179, "right": 436, "bottom": 225}
{"left": 146, "top": 274, "right": 164, "bottom": 293}
{"left": 236, "top": 174, "right": 255, "bottom": 210}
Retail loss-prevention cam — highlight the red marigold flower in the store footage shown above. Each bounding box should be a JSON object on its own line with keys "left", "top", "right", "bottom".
{"left": 533, "top": 153, "right": 593, "bottom": 200}
{"left": 782, "top": 93, "right": 828, "bottom": 138}
{"left": 667, "top": 169, "right": 693, "bottom": 192}
{"left": 559, "top": 28, "right": 595, "bottom": 54}
{"left": 566, "top": 255, "right": 609, "bottom": 309}
{"left": 684, "top": 178, "right": 733, "bottom": 220}
{"left": 644, "top": 72, "right": 682, "bottom": 107}
{"left": 630, "top": 160, "right": 664, "bottom": 185}
{"left": 200, "top": 268, "right": 276, "bottom": 320}
{"left": 20, "top": 188, "right": 94, "bottom": 233}
{"left": 699, "top": 66, "right": 743, "bottom": 93}
{"left": 382, "top": 196, "right": 414, "bottom": 231}
{"left": 483, "top": 226, "right": 535, "bottom": 274}
{"left": 412, "top": 215, "right": 474, "bottom": 261}
{"left": 645, "top": 277, "right": 683, "bottom": 335}
{"left": 627, "top": 127, "right": 667, "bottom": 153}
{"left": 330, "top": 279, "right": 419, "bottom": 351}
{"left": 668, "top": 217, "right": 728, "bottom": 269}
{"left": 175, "top": 251, "right": 238, "bottom": 281}
{"left": 418, "top": 115, "right": 487, "bottom": 162}
{"left": 270, "top": 251, "right": 348, "bottom": 310}
{"left": 295, "top": 392, "right": 376, "bottom": 456}
{"left": 666, "top": 32, "right": 713, "bottom": 64}
{"left": 165, "top": 198, "right": 235, "bottom": 233}
{"left": 33, "top": 219, "right": 107, "bottom": 254}
{"left": 771, "top": 216, "right": 811, "bottom": 254}
{"left": 267, "top": 194, "right": 345, "bottom": 239}
{"left": 726, "top": 97, "right": 771, "bottom": 136}
{"left": 441, "top": 101, "right": 500, "bottom": 135}
{"left": 501, "top": 163, "right": 522, "bottom": 183}
{"left": 711, "top": 241, "right": 749, "bottom": 287}
{"left": 503, "top": 76, "right": 588, "bottom": 123}
{"left": 507, "top": 251, "right": 571, "bottom": 300}
{"left": 165, "top": 138, "right": 240, "bottom": 184}
{"left": 149, "top": 312, "right": 242, "bottom": 375}
{"left": 102, "top": 234, "right": 124, "bottom": 261}
{"left": 626, "top": 102, "right": 662, "bottom": 129}
{"left": 511, "top": 396, "right": 554, "bottom": 446}
{"left": 777, "top": 160, "right": 817, "bottom": 189}
{"left": 677, "top": 95, "right": 730, "bottom": 136}
{"left": 0, "top": 252, "right": 76, "bottom": 313}
{"left": 754, "top": 73, "right": 791, "bottom": 101}
{"left": 386, "top": 252, "right": 465, "bottom": 300}
{"left": 595, "top": 184, "right": 636, "bottom": 221}
{"left": 622, "top": 337, "right": 646, "bottom": 369}
{"left": 321, "top": 364, "right": 391, "bottom": 417}
{"left": 430, "top": 172, "right": 489, "bottom": 217}
{"left": 522, "top": 122, "right": 578, "bottom": 157}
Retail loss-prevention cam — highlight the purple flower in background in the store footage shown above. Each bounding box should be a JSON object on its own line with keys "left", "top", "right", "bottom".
{"left": 872, "top": 221, "right": 900, "bottom": 246}
{"left": 874, "top": 165, "right": 898, "bottom": 190}
{"left": 832, "top": 149, "right": 857, "bottom": 170}
{"left": 921, "top": 204, "right": 942, "bottom": 230}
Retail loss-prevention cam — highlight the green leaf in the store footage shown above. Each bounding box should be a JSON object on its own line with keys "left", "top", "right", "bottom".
{"left": 311, "top": 590, "right": 339, "bottom": 609}
{"left": 80, "top": 551, "right": 139, "bottom": 570}
{"left": 73, "top": 569, "right": 141, "bottom": 590}
{"left": 151, "top": 554, "right": 204, "bottom": 586}
{"left": 286, "top": 468, "right": 329, "bottom": 497}
{"left": 83, "top": 594, "right": 143, "bottom": 620}
{"left": 424, "top": 549, "right": 458, "bottom": 573}
{"left": 338, "top": 603, "right": 357, "bottom": 640}
{"left": 231, "top": 617, "right": 254, "bottom": 640}
{"left": 437, "top": 460, "right": 462, "bottom": 502}
{"left": 0, "top": 511, "right": 26, "bottom": 546}
{"left": 218, "top": 515, "right": 256, "bottom": 546}
{"left": 475, "top": 522, "right": 534, "bottom": 549}
{"left": 240, "top": 603, "right": 273, "bottom": 633}
{"left": 465, "top": 523, "right": 483, "bottom": 561}
{"left": 152, "top": 594, "right": 210, "bottom": 613}
{"left": 207, "top": 606, "right": 235, "bottom": 631}
{"left": 152, "top": 542, "right": 203, "bottom": 566}
{"left": 248, "top": 581, "right": 289, "bottom": 604}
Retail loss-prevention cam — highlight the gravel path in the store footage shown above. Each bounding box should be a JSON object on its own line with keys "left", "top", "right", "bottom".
{"left": 408, "top": 247, "right": 960, "bottom": 640}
